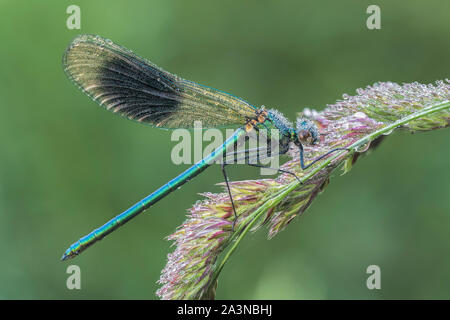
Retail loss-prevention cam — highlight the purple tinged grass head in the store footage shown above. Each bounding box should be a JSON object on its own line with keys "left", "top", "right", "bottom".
{"left": 157, "top": 80, "right": 449, "bottom": 300}
{"left": 157, "top": 181, "right": 277, "bottom": 300}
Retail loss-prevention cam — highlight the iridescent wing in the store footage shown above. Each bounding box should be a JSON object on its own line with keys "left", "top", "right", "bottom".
{"left": 63, "top": 34, "right": 257, "bottom": 128}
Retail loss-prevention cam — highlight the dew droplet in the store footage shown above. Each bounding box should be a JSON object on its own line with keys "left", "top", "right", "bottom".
{"left": 355, "top": 141, "right": 371, "bottom": 153}
{"left": 382, "top": 128, "right": 395, "bottom": 136}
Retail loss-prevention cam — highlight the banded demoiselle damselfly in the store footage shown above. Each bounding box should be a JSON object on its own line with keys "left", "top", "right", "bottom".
{"left": 61, "top": 35, "right": 345, "bottom": 260}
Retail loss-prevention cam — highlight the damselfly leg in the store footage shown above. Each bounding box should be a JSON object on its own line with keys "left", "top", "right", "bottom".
{"left": 298, "top": 145, "right": 349, "bottom": 170}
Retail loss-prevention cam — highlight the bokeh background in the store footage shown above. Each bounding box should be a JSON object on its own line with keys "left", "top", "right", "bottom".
{"left": 0, "top": 0, "right": 449, "bottom": 299}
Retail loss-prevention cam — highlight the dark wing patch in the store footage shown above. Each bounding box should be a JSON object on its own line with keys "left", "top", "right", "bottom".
{"left": 63, "top": 34, "right": 257, "bottom": 128}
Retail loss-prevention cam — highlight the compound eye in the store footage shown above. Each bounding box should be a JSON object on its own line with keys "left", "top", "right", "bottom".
{"left": 298, "top": 130, "right": 311, "bottom": 142}
{"left": 296, "top": 118, "right": 319, "bottom": 145}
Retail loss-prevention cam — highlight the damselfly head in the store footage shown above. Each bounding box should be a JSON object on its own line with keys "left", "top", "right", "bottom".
{"left": 296, "top": 118, "right": 319, "bottom": 145}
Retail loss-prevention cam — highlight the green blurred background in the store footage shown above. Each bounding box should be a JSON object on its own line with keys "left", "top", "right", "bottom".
{"left": 0, "top": 0, "right": 449, "bottom": 299}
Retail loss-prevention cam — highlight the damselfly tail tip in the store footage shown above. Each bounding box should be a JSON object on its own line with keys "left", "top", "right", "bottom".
{"left": 60, "top": 249, "right": 74, "bottom": 261}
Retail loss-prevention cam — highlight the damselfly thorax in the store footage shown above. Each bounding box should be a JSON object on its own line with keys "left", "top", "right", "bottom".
{"left": 227, "top": 107, "right": 294, "bottom": 164}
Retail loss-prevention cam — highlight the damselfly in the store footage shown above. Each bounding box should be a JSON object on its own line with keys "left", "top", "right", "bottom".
{"left": 61, "top": 35, "right": 345, "bottom": 260}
